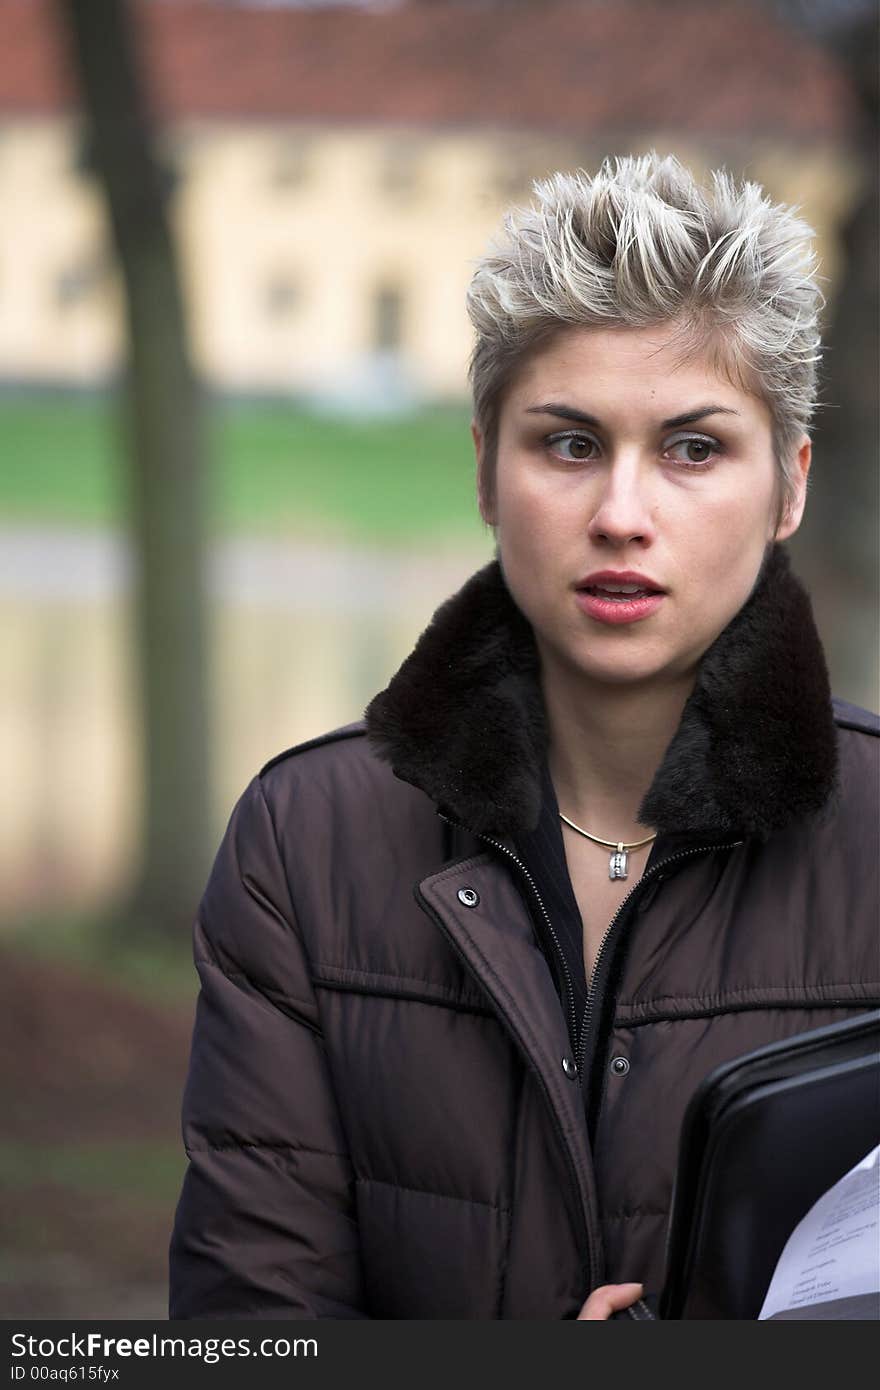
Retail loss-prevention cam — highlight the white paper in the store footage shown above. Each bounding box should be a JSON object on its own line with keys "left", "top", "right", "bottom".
{"left": 758, "top": 1144, "right": 880, "bottom": 1319}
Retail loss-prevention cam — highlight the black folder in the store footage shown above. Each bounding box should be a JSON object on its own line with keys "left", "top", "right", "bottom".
{"left": 658, "top": 1010, "right": 880, "bottom": 1320}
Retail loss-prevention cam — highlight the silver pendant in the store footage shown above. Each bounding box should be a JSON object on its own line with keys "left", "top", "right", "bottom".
{"left": 609, "top": 845, "right": 628, "bottom": 880}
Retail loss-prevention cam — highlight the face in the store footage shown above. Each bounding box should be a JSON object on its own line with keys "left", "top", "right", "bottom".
{"left": 473, "top": 322, "right": 811, "bottom": 696}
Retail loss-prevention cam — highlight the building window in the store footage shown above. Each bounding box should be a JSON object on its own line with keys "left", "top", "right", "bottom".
{"left": 272, "top": 136, "right": 312, "bottom": 190}
{"left": 54, "top": 251, "right": 108, "bottom": 310}
{"left": 372, "top": 283, "right": 404, "bottom": 353}
{"left": 379, "top": 139, "right": 421, "bottom": 201}
{"left": 494, "top": 153, "right": 536, "bottom": 204}
{"left": 264, "top": 274, "right": 302, "bottom": 319}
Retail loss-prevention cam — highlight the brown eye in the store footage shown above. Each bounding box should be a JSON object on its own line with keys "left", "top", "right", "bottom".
{"left": 686, "top": 439, "right": 711, "bottom": 463}
{"left": 665, "top": 435, "right": 719, "bottom": 469}
{"left": 548, "top": 432, "right": 598, "bottom": 461}
{"left": 567, "top": 435, "right": 594, "bottom": 458}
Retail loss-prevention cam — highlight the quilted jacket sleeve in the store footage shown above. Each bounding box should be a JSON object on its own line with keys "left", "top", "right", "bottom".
{"left": 168, "top": 773, "right": 367, "bottom": 1318}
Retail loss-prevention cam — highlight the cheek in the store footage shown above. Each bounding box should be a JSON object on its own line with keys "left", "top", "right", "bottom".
{"left": 494, "top": 477, "right": 534, "bottom": 540}
{"left": 679, "top": 471, "right": 777, "bottom": 549}
{"left": 494, "top": 472, "right": 566, "bottom": 606}
{"left": 496, "top": 462, "right": 572, "bottom": 533}
{"left": 683, "top": 499, "right": 774, "bottom": 620}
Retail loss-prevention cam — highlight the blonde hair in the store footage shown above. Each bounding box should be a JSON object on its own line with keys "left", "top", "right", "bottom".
{"left": 467, "top": 153, "right": 823, "bottom": 515}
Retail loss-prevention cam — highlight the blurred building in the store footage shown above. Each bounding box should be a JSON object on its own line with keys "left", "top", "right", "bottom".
{"left": 0, "top": 0, "right": 864, "bottom": 404}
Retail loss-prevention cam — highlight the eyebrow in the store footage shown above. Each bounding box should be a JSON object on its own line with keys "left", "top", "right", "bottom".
{"left": 524, "top": 402, "right": 741, "bottom": 429}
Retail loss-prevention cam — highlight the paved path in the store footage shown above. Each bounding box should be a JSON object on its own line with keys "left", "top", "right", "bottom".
{"left": 0, "top": 523, "right": 490, "bottom": 611}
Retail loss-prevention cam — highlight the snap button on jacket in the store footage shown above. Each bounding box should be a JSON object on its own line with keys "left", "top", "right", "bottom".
{"left": 169, "top": 546, "right": 880, "bottom": 1319}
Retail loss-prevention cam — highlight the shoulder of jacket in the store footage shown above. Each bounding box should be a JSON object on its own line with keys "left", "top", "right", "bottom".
{"left": 257, "top": 719, "right": 369, "bottom": 778}
{"left": 832, "top": 697, "right": 880, "bottom": 738}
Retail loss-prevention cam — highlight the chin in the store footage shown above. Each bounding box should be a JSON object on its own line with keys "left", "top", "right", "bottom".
{"left": 578, "top": 633, "right": 711, "bottom": 689}
{"left": 578, "top": 661, "right": 669, "bottom": 689}
{"left": 557, "top": 643, "right": 665, "bottom": 688}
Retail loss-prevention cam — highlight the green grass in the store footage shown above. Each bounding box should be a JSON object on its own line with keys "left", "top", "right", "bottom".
{"left": 0, "top": 392, "right": 485, "bottom": 542}
{"left": 4, "top": 909, "right": 197, "bottom": 1008}
{"left": 0, "top": 1142, "right": 185, "bottom": 1199}
{"left": 1, "top": 395, "right": 124, "bottom": 525}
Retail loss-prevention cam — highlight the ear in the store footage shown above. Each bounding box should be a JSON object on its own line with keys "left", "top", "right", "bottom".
{"left": 472, "top": 420, "right": 497, "bottom": 527}
{"left": 774, "top": 434, "right": 811, "bottom": 542}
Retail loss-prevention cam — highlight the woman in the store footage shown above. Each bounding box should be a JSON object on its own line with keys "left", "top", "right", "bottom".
{"left": 168, "top": 154, "right": 878, "bottom": 1319}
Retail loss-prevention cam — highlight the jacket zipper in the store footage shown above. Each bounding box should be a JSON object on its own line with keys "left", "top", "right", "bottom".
{"left": 443, "top": 811, "right": 741, "bottom": 1077}
{"left": 459, "top": 825, "right": 579, "bottom": 1058}
{"left": 434, "top": 811, "right": 597, "bottom": 1291}
{"left": 433, "top": 811, "right": 581, "bottom": 1050}
{"left": 576, "top": 839, "right": 743, "bottom": 1078}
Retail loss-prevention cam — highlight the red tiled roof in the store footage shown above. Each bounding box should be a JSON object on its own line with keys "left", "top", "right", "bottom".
{"left": 0, "top": 0, "right": 857, "bottom": 140}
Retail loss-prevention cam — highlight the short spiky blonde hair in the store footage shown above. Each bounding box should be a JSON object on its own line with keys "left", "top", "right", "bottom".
{"left": 467, "top": 153, "right": 823, "bottom": 516}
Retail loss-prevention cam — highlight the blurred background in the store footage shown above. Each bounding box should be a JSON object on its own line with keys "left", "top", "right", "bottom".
{"left": 0, "top": 0, "right": 876, "bottom": 1317}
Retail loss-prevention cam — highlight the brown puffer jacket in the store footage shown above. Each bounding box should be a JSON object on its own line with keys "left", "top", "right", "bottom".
{"left": 168, "top": 545, "right": 879, "bottom": 1318}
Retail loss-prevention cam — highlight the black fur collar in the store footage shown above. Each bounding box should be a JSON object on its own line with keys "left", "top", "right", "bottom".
{"left": 364, "top": 544, "right": 838, "bottom": 840}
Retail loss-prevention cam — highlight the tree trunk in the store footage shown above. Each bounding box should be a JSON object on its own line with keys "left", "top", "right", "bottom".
{"left": 782, "top": 1, "right": 879, "bottom": 709}
{"left": 56, "top": 0, "right": 212, "bottom": 937}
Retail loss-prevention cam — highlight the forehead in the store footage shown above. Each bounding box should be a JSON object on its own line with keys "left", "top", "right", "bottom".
{"left": 505, "top": 321, "right": 769, "bottom": 425}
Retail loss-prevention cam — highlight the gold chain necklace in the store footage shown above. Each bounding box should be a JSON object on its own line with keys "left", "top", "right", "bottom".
{"left": 558, "top": 811, "right": 657, "bottom": 881}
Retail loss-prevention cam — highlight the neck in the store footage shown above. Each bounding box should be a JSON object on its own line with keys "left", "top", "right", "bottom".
{"left": 540, "top": 649, "right": 694, "bottom": 841}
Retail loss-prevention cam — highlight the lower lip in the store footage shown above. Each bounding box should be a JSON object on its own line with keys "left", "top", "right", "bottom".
{"left": 574, "top": 590, "right": 665, "bottom": 625}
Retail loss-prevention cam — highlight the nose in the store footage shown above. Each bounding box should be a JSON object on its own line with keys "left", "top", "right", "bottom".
{"left": 587, "top": 455, "right": 656, "bottom": 548}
